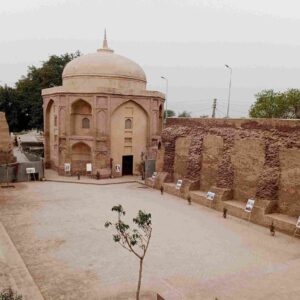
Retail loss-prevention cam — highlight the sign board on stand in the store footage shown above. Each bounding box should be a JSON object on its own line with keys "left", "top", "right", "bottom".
{"left": 206, "top": 191, "right": 216, "bottom": 208}
{"left": 294, "top": 216, "right": 300, "bottom": 237}
{"left": 245, "top": 199, "right": 255, "bottom": 213}
{"left": 115, "top": 164, "right": 121, "bottom": 173}
{"left": 176, "top": 179, "right": 182, "bottom": 190}
{"left": 26, "top": 168, "right": 36, "bottom": 174}
{"left": 26, "top": 167, "right": 36, "bottom": 181}
{"left": 206, "top": 191, "right": 215, "bottom": 201}
{"left": 245, "top": 199, "right": 255, "bottom": 223}
{"left": 86, "top": 163, "right": 92, "bottom": 172}
{"left": 151, "top": 172, "right": 157, "bottom": 188}
{"left": 64, "top": 163, "right": 71, "bottom": 174}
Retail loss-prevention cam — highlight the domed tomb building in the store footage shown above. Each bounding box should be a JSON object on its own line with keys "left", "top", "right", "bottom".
{"left": 42, "top": 35, "right": 164, "bottom": 176}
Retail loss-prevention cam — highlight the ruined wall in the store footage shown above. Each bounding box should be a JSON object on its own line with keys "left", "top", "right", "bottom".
{"left": 0, "top": 112, "right": 15, "bottom": 165}
{"left": 159, "top": 118, "right": 300, "bottom": 217}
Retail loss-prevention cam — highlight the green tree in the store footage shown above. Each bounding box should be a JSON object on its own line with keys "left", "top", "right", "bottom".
{"left": 15, "top": 51, "right": 81, "bottom": 129}
{"left": 0, "top": 85, "right": 26, "bottom": 132}
{"left": 249, "top": 89, "right": 300, "bottom": 119}
{"left": 0, "top": 51, "right": 81, "bottom": 132}
{"left": 178, "top": 110, "right": 192, "bottom": 117}
{"left": 105, "top": 205, "right": 152, "bottom": 300}
{"left": 164, "top": 109, "right": 176, "bottom": 118}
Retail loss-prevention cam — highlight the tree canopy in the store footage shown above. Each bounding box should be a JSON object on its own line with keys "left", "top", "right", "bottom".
{"left": 0, "top": 51, "right": 81, "bottom": 132}
{"left": 178, "top": 110, "right": 192, "bottom": 117}
{"left": 249, "top": 89, "right": 300, "bottom": 119}
{"left": 164, "top": 109, "right": 176, "bottom": 118}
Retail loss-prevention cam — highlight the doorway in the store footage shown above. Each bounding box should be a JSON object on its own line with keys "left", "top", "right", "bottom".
{"left": 122, "top": 155, "right": 133, "bottom": 175}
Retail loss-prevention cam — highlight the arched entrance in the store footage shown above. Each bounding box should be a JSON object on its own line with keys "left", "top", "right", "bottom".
{"left": 71, "top": 142, "right": 91, "bottom": 173}
{"left": 111, "top": 100, "right": 148, "bottom": 175}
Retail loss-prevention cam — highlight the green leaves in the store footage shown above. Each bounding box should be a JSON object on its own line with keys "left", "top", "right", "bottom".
{"left": 0, "top": 51, "right": 81, "bottom": 131}
{"left": 104, "top": 205, "right": 152, "bottom": 259}
{"left": 249, "top": 89, "right": 300, "bottom": 119}
{"left": 178, "top": 110, "right": 192, "bottom": 118}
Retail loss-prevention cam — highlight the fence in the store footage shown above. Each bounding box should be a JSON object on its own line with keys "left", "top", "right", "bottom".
{"left": 0, "top": 161, "right": 44, "bottom": 183}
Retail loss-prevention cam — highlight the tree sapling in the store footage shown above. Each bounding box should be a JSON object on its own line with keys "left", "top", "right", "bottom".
{"left": 105, "top": 205, "right": 152, "bottom": 300}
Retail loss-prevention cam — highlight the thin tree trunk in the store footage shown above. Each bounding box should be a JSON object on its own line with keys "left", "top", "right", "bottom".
{"left": 136, "top": 258, "right": 143, "bottom": 300}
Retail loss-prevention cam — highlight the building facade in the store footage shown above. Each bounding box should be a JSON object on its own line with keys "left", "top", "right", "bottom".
{"left": 42, "top": 36, "right": 164, "bottom": 177}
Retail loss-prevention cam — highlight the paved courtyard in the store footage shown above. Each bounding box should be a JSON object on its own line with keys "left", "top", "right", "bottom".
{"left": 0, "top": 181, "right": 300, "bottom": 299}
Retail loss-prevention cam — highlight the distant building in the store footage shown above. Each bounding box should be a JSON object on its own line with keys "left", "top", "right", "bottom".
{"left": 42, "top": 33, "right": 164, "bottom": 176}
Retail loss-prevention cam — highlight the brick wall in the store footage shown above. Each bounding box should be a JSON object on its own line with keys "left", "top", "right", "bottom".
{"left": 159, "top": 118, "right": 300, "bottom": 217}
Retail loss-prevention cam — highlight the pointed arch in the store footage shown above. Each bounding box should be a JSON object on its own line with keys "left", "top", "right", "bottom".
{"left": 71, "top": 142, "right": 92, "bottom": 173}
{"left": 71, "top": 99, "right": 92, "bottom": 135}
{"left": 45, "top": 99, "right": 55, "bottom": 167}
{"left": 111, "top": 100, "right": 148, "bottom": 176}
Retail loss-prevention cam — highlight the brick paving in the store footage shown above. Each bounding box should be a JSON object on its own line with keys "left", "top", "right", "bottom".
{"left": 0, "top": 181, "right": 300, "bottom": 299}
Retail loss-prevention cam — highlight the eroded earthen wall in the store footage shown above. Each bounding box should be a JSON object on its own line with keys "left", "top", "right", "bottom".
{"left": 160, "top": 118, "right": 300, "bottom": 217}
{"left": 0, "top": 112, "right": 15, "bottom": 165}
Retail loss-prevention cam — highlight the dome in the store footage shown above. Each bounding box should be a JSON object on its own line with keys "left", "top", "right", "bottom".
{"left": 62, "top": 34, "right": 147, "bottom": 91}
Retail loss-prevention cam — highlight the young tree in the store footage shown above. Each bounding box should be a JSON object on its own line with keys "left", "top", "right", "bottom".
{"left": 105, "top": 205, "right": 152, "bottom": 300}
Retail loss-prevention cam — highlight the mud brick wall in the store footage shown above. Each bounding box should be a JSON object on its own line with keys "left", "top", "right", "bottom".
{"left": 159, "top": 118, "right": 300, "bottom": 217}
{"left": 0, "top": 112, "right": 15, "bottom": 165}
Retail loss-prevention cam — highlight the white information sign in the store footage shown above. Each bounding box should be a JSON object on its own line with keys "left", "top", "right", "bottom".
{"left": 86, "top": 163, "right": 92, "bottom": 172}
{"left": 176, "top": 179, "right": 183, "bottom": 190}
{"left": 296, "top": 216, "right": 300, "bottom": 229}
{"left": 152, "top": 172, "right": 157, "bottom": 180}
{"left": 64, "top": 163, "right": 71, "bottom": 172}
{"left": 26, "top": 167, "right": 36, "bottom": 174}
{"left": 115, "top": 164, "right": 121, "bottom": 173}
{"left": 206, "top": 191, "right": 215, "bottom": 201}
{"left": 245, "top": 199, "right": 255, "bottom": 213}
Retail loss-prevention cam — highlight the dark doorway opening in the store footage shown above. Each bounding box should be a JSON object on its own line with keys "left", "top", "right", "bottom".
{"left": 122, "top": 155, "right": 133, "bottom": 176}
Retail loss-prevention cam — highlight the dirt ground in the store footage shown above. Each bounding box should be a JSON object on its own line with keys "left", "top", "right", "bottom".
{"left": 0, "top": 181, "right": 300, "bottom": 299}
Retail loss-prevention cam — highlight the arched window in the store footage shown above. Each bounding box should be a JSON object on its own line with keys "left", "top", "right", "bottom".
{"left": 125, "top": 118, "right": 132, "bottom": 129}
{"left": 82, "top": 118, "right": 90, "bottom": 129}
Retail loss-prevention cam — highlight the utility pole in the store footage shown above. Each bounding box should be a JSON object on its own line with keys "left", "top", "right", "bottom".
{"left": 225, "top": 64, "right": 232, "bottom": 118}
{"left": 212, "top": 98, "right": 217, "bottom": 118}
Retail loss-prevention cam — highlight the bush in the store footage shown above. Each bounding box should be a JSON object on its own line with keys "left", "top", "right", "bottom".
{"left": 0, "top": 288, "right": 22, "bottom": 300}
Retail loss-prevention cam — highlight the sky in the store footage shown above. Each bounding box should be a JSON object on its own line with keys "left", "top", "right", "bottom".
{"left": 1, "top": 0, "right": 300, "bottom": 117}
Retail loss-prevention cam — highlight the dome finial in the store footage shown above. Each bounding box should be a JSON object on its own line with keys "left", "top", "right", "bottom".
{"left": 98, "top": 29, "right": 114, "bottom": 53}
{"left": 103, "top": 28, "right": 108, "bottom": 49}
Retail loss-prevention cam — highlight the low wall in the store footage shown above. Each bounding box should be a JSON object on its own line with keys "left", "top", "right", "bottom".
{"left": 158, "top": 118, "right": 300, "bottom": 218}
{"left": 0, "top": 161, "right": 44, "bottom": 183}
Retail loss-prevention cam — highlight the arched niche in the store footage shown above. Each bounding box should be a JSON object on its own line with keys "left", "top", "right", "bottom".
{"left": 71, "top": 142, "right": 91, "bottom": 173}
{"left": 159, "top": 104, "right": 163, "bottom": 133}
{"left": 111, "top": 100, "right": 148, "bottom": 175}
{"left": 71, "top": 99, "right": 92, "bottom": 136}
{"left": 45, "top": 99, "right": 55, "bottom": 166}
{"left": 97, "top": 110, "right": 107, "bottom": 135}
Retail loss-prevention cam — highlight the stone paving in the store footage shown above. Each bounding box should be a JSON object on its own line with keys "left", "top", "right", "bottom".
{"left": 0, "top": 181, "right": 300, "bottom": 299}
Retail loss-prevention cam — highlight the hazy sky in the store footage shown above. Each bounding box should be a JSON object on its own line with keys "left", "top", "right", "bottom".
{"left": 1, "top": 0, "right": 300, "bottom": 117}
